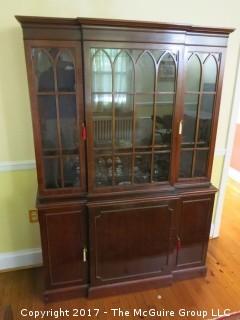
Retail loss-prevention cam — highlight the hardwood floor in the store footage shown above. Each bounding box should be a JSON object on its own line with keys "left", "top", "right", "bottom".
{"left": 0, "top": 182, "right": 240, "bottom": 320}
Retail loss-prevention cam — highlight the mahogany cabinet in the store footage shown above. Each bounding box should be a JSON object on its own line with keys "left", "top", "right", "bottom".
{"left": 16, "top": 15, "right": 233, "bottom": 301}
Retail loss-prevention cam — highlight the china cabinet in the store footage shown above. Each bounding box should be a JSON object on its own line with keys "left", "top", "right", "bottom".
{"left": 16, "top": 15, "right": 233, "bottom": 301}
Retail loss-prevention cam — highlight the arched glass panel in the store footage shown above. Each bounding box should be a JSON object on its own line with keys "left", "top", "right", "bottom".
{"left": 34, "top": 49, "right": 54, "bottom": 92}
{"left": 186, "top": 55, "right": 201, "bottom": 92}
{"left": 92, "top": 50, "right": 112, "bottom": 92}
{"left": 136, "top": 52, "right": 155, "bottom": 92}
{"left": 203, "top": 56, "right": 218, "bottom": 91}
{"left": 56, "top": 50, "right": 75, "bottom": 92}
{"left": 114, "top": 51, "right": 134, "bottom": 92}
{"left": 157, "top": 53, "right": 176, "bottom": 92}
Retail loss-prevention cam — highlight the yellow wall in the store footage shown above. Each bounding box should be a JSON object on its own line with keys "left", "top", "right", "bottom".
{"left": 0, "top": 0, "right": 240, "bottom": 253}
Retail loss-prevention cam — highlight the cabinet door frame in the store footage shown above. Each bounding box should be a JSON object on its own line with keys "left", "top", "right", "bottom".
{"left": 175, "top": 45, "right": 226, "bottom": 186}
{"left": 39, "top": 204, "right": 88, "bottom": 288}
{"left": 24, "top": 40, "right": 86, "bottom": 196}
{"left": 175, "top": 193, "right": 215, "bottom": 269}
{"left": 88, "top": 198, "right": 177, "bottom": 286}
{"left": 83, "top": 41, "right": 184, "bottom": 193}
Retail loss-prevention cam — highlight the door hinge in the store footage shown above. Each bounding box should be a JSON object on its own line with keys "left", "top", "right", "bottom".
{"left": 81, "top": 122, "right": 87, "bottom": 140}
{"left": 83, "top": 247, "right": 87, "bottom": 262}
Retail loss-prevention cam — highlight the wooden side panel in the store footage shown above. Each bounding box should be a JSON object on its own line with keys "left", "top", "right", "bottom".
{"left": 89, "top": 199, "right": 177, "bottom": 286}
{"left": 176, "top": 194, "right": 215, "bottom": 268}
{"left": 39, "top": 204, "right": 88, "bottom": 288}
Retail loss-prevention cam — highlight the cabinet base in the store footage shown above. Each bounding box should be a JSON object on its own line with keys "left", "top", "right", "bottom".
{"left": 173, "top": 265, "right": 207, "bottom": 281}
{"left": 88, "top": 274, "right": 172, "bottom": 299}
{"left": 43, "top": 284, "right": 88, "bottom": 303}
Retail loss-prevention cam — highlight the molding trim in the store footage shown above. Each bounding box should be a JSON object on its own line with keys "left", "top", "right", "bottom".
{"left": 0, "top": 160, "right": 36, "bottom": 172}
{"left": 0, "top": 248, "right": 42, "bottom": 271}
{"left": 213, "top": 47, "right": 240, "bottom": 238}
{"left": 214, "top": 148, "right": 226, "bottom": 157}
{"left": 229, "top": 167, "right": 240, "bottom": 183}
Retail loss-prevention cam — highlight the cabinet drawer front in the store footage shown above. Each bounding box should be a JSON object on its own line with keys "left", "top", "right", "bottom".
{"left": 39, "top": 206, "right": 88, "bottom": 287}
{"left": 176, "top": 194, "right": 215, "bottom": 268}
{"left": 89, "top": 199, "right": 177, "bottom": 285}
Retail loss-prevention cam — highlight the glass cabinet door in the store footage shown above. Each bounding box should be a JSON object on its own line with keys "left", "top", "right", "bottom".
{"left": 179, "top": 51, "right": 220, "bottom": 179}
{"left": 89, "top": 47, "right": 178, "bottom": 189}
{"left": 32, "top": 46, "right": 85, "bottom": 191}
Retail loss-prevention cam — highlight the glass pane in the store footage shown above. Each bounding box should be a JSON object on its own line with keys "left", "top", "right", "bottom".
{"left": 186, "top": 54, "right": 201, "bottom": 92}
{"left": 151, "top": 50, "right": 165, "bottom": 63}
{"left": 63, "top": 155, "right": 80, "bottom": 187}
{"left": 44, "top": 158, "right": 61, "bottom": 188}
{"left": 194, "top": 150, "right": 208, "bottom": 177}
{"left": 114, "top": 51, "right": 134, "bottom": 92}
{"left": 104, "top": 49, "right": 121, "bottom": 61}
{"left": 95, "top": 156, "right": 113, "bottom": 187}
{"left": 136, "top": 52, "right": 155, "bottom": 92}
{"left": 114, "top": 155, "right": 132, "bottom": 186}
{"left": 59, "top": 95, "right": 78, "bottom": 150}
{"left": 198, "top": 94, "right": 215, "bottom": 147}
{"left": 57, "top": 50, "right": 75, "bottom": 92}
{"left": 153, "top": 152, "right": 170, "bottom": 182}
{"left": 155, "top": 94, "right": 174, "bottom": 145}
{"left": 157, "top": 53, "right": 176, "bottom": 92}
{"left": 135, "top": 95, "right": 153, "bottom": 146}
{"left": 93, "top": 94, "right": 112, "bottom": 147}
{"left": 182, "top": 94, "right": 199, "bottom": 146}
{"left": 134, "top": 154, "right": 151, "bottom": 184}
{"left": 92, "top": 50, "right": 112, "bottom": 92}
{"left": 115, "top": 94, "right": 133, "bottom": 147}
{"left": 203, "top": 56, "right": 218, "bottom": 91}
{"left": 38, "top": 95, "right": 58, "bottom": 151}
{"left": 33, "top": 49, "right": 54, "bottom": 92}
{"left": 179, "top": 150, "right": 193, "bottom": 178}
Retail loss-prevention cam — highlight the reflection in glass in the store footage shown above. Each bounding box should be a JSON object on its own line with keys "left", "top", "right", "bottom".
{"left": 155, "top": 94, "right": 174, "bottom": 145}
{"left": 179, "top": 150, "right": 193, "bottom": 178}
{"left": 115, "top": 94, "right": 133, "bottom": 147}
{"left": 182, "top": 94, "right": 199, "bottom": 146}
{"left": 134, "top": 154, "right": 151, "bottom": 184}
{"left": 93, "top": 94, "right": 112, "bottom": 147}
{"left": 38, "top": 95, "right": 58, "bottom": 150}
{"left": 63, "top": 155, "right": 80, "bottom": 187}
{"left": 203, "top": 56, "right": 217, "bottom": 91}
{"left": 198, "top": 94, "right": 215, "bottom": 147}
{"left": 136, "top": 52, "right": 155, "bottom": 92}
{"left": 95, "top": 156, "right": 113, "bottom": 187}
{"left": 34, "top": 49, "right": 54, "bottom": 92}
{"left": 157, "top": 53, "right": 176, "bottom": 92}
{"left": 44, "top": 157, "right": 61, "bottom": 188}
{"left": 114, "top": 51, "right": 134, "bottom": 92}
{"left": 194, "top": 150, "right": 208, "bottom": 177}
{"left": 59, "top": 95, "right": 77, "bottom": 150}
{"left": 153, "top": 153, "right": 170, "bottom": 181}
{"left": 135, "top": 95, "right": 153, "bottom": 146}
{"left": 57, "top": 50, "right": 75, "bottom": 92}
{"left": 92, "top": 50, "right": 112, "bottom": 92}
{"left": 186, "top": 54, "right": 201, "bottom": 92}
{"left": 114, "top": 156, "right": 132, "bottom": 185}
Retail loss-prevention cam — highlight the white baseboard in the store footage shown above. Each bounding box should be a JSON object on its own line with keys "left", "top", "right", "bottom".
{"left": 229, "top": 167, "right": 240, "bottom": 183}
{"left": 0, "top": 248, "right": 42, "bottom": 271}
{"left": 210, "top": 223, "right": 217, "bottom": 239}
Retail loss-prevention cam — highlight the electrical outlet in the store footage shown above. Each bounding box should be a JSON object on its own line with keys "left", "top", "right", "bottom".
{"left": 29, "top": 209, "right": 38, "bottom": 223}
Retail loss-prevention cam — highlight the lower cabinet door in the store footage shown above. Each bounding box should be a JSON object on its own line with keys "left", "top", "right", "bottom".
{"left": 39, "top": 204, "right": 88, "bottom": 288}
{"left": 89, "top": 199, "right": 177, "bottom": 285}
{"left": 176, "top": 194, "right": 215, "bottom": 268}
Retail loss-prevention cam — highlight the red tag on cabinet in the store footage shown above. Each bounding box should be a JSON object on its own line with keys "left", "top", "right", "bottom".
{"left": 177, "top": 236, "right": 181, "bottom": 250}
{"left": 82, "top": 124, "right": 87, "bottom": 140}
